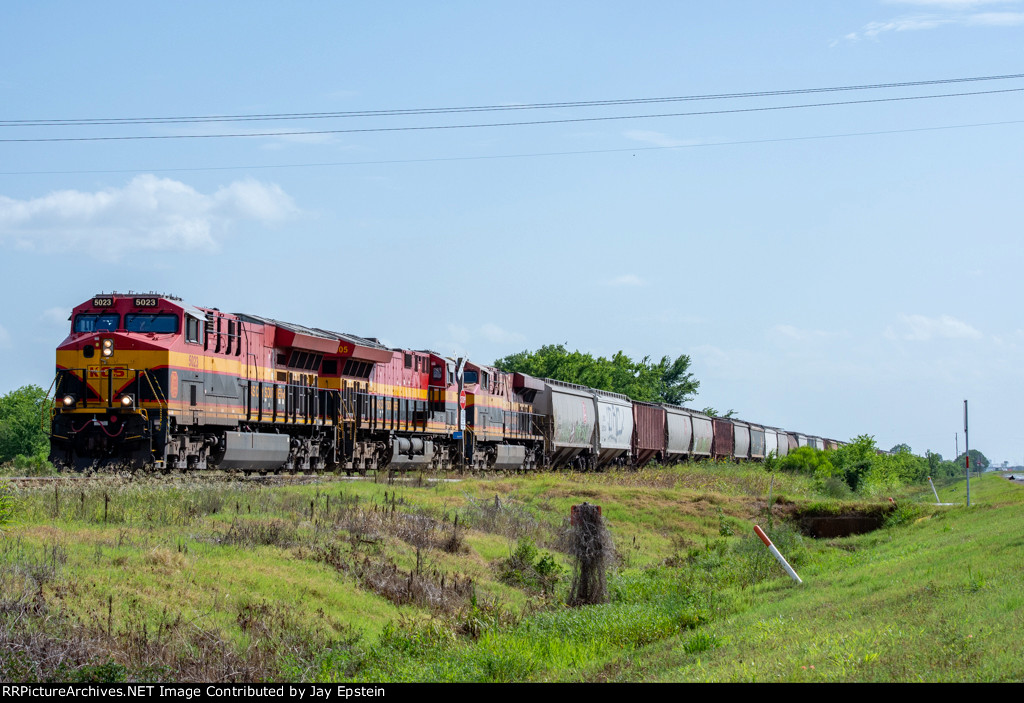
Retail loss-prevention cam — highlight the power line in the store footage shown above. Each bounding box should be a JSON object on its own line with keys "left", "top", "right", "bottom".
{"left": 2, "top": 71, "right": 1023, "bottom": 127}
{"left": 2, "top": 118, "right": 1020, "bottom": 176}
{"left": 1, "top": 86, "right": 1022, "bottom": 144}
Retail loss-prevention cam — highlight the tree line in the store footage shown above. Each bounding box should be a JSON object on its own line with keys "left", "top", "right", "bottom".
{"left": 493, "top": 344, "right": 699, "bottom": 405}
{"left": 0, "top": 384, "right": 49, "bottom": 466}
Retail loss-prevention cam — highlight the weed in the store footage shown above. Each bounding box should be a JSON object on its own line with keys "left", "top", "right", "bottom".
{"left": 0, "top": 480, "right": 13, "bottom": 529}
{"left": 461, "top": 493, "right": 545, "bottom": 543}
{"left": 683, "top": 630, "right": 721, "bottom": 654}
{"left": 820, "top": 476, "right": 853, "bottom": 499}
{"left": 963, "top": 565, "right": 987, "bottom": 594}
{"left": 717, "top": 507, "right": 735, "bottom": 536}
{"left": 375, "top": 616, "right": 456, "bottom": 658}
{"left": 440, "top": 513, "right": 466, "bottom": 554}
{"left": 456, "top": 591, "right": 519, "bottom": 640}
{"left": 219, "top": 518, "right": 297, "bottom": 548}
{"left": 884, "top": 504, "right": 923, "bottom": 528}
{"left": 143, "top": 547, "right": 187, "bottom": 574}
{"left": 497, "top": 538, "right": 564, "bottom": 596}
{"left": 65, "top": 661, "right": 130, "bottom": 683}
{"left": 313, "top": 540, "right": 474, "bottom": 613}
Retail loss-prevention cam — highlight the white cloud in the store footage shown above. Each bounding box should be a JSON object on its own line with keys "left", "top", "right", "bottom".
{"left": 885, "top": 0, "right": 1017, "bottom": 7}
{"left": 0, "top": 175, "right": 297, "bottom": 257}
{"left": 434, "top": 322, "right": 525, "bottom": 358}
{"left": 771, "top": 325, "right": 847, "bottom": 342}
{"left": 257, "top": 131, "right": 343, "bottom": 150}
{"left": 841, "top": 1, "right": 1023, "bottom": 41}
{"left": 606, "top": 274, "right": 646, "bottom": 287}
{"left": 444, "top": 324, "right": 471, "bottom": 345}
{"left": 623, "top": 130, "right": 699, "bottom": 148}
{"left": 886, "top": 314, "right": 982, "bottom": 341}
{"left": 42, "top": 307, "right": 71, "bottom": 326}
{"left": 967, "top": 11, "right": 1024, "bottom": 23}
{"left": 479, "top": 323, "right": 525, "bottom": 345}
{"left": 866, "top": 16, "right": 955, "bottom": 36}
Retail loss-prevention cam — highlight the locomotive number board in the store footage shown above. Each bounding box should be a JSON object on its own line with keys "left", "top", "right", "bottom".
{"left": 133, "top": 297, "right": 159, "bottom": 307}
{"left": 92, "top": 297, "right": 114, "bottom": 307}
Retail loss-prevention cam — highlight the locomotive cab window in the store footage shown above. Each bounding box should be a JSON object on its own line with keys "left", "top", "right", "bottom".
{"left": 463, "top": 370, "right": 478, "bottom": 385}
{"left": 185, "top": 315, "right": 202, "bottom": 344}
{"left": 74, "top": 313, "right": 119, "bottom": 333}
{"left": 125, "top": 313, "right": 179, "bottom": 334}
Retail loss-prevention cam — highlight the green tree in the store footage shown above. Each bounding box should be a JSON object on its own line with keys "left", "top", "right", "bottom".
{"left": 654, "top": 354, "right": 699, "bottom": 405}
{"left": 925, "top": 451, "right": 963, "bottom": 480}
{"left": 0, "top": 385, "right": 50, "bottom": 464}
{"left": 953, "top": 449, "right": 990, "bottom": 472}
{"left": 828, "top": 434, "right": 878, "bottom": 491}
{"left": 701, "top": 407, "right": 737, "bottom": 418}
{"left": 494, "top": 345, "right": 699, "bottom": 404}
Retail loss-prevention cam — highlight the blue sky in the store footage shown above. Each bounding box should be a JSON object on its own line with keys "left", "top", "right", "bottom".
{"left": 2, "top": 1, "right": 1022, "bottom": 463}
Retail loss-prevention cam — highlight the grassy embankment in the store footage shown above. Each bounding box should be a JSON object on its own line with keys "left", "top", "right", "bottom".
{"left": 0, "top": 464, "right": 1020, "bottom": 682}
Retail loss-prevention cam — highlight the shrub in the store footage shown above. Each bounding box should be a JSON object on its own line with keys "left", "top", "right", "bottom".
{"left": 884, "top": 504, "right": 924, "bottom": 528}
{"left": 498, "top": 538, "right": 564, "bottom": 595}
{"left": 819, "top": 476, "right": 853, "bottom": 498}
{"left": 776, "top": 446, "right": 835, "bottom": 479}
{"left": 0, "top": 481, "right": 12, "bottom": 529}
{"left": 683, "top": 630, "right": 722, "bottom": 654}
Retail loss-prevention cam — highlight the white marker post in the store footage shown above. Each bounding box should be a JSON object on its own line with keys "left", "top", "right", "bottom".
{"left": 754, "top": 525, "right": 802, "bottom": 585}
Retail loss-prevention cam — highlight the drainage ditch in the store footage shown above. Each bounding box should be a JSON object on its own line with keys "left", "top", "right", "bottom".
{"left": 791, "top": 506, "right": 894, "bottom": 538}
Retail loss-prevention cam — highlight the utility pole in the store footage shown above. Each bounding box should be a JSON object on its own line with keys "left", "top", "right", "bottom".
{"left": 964, "top": 400, "right": 971, "bottom": 507}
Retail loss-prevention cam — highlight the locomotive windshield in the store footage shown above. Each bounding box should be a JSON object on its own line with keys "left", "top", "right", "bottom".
{"left": 125, "top": 313, "right": 180, "bottom": 333}
{"left": 73, "top": 313, "right": 119, "bottom": 332}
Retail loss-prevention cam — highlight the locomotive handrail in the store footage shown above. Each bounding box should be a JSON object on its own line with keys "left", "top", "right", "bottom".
{"left": 141, "top": 369, "right": 167, "bottom": 430}
{"left": 41, "top": 372, "right": 59, "bottom": 437}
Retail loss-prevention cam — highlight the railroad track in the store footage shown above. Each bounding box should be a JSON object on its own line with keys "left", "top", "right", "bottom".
{"left": 2, "top": 472, "right": 352, "bottom": 489}
{"left": 1, "top": 471, "right": 461, "bottom": 490}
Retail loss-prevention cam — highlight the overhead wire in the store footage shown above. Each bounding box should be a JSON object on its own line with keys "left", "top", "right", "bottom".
{"left": 2, "top": 71, "right": 1023, "bottom": 127}
{"left": 1, "top": 86, "right": 1023, "bottom": 143}
{"left": 2, "top": 118, "right": 1022, "bottom": 176}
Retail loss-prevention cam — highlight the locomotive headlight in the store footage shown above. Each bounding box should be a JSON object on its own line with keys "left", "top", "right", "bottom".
{"left": 101, "top": 339, "right": 114, "bottom": 357}
{"left": 120, "top": 394, "right": 134, "bottom": 408}
{"left": 62, "top": 394, "right": 76, "bottom": 407}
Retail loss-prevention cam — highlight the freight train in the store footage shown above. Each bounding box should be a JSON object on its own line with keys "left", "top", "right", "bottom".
{"left": 48, "top": 293, "right": 842, "bottom": 472}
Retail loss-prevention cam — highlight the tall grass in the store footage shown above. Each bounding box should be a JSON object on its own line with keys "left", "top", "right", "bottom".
{"left": 1, "top": 468, "right": 1019, "bottom": 681}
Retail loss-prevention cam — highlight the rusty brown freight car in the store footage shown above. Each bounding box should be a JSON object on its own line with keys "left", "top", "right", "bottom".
{"left": 712, "top": 418, "right": 734, "bottom": 460}
{"left": 787, "top": 433, "right": 799, "bottom": 453}
{"left": 632, "top": 402, "right": 666, "bottom": 467}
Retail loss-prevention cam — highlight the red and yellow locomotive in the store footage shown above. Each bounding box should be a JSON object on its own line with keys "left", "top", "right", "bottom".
{"left": 49, "top": 293, "right": 545, "bottom": 472}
